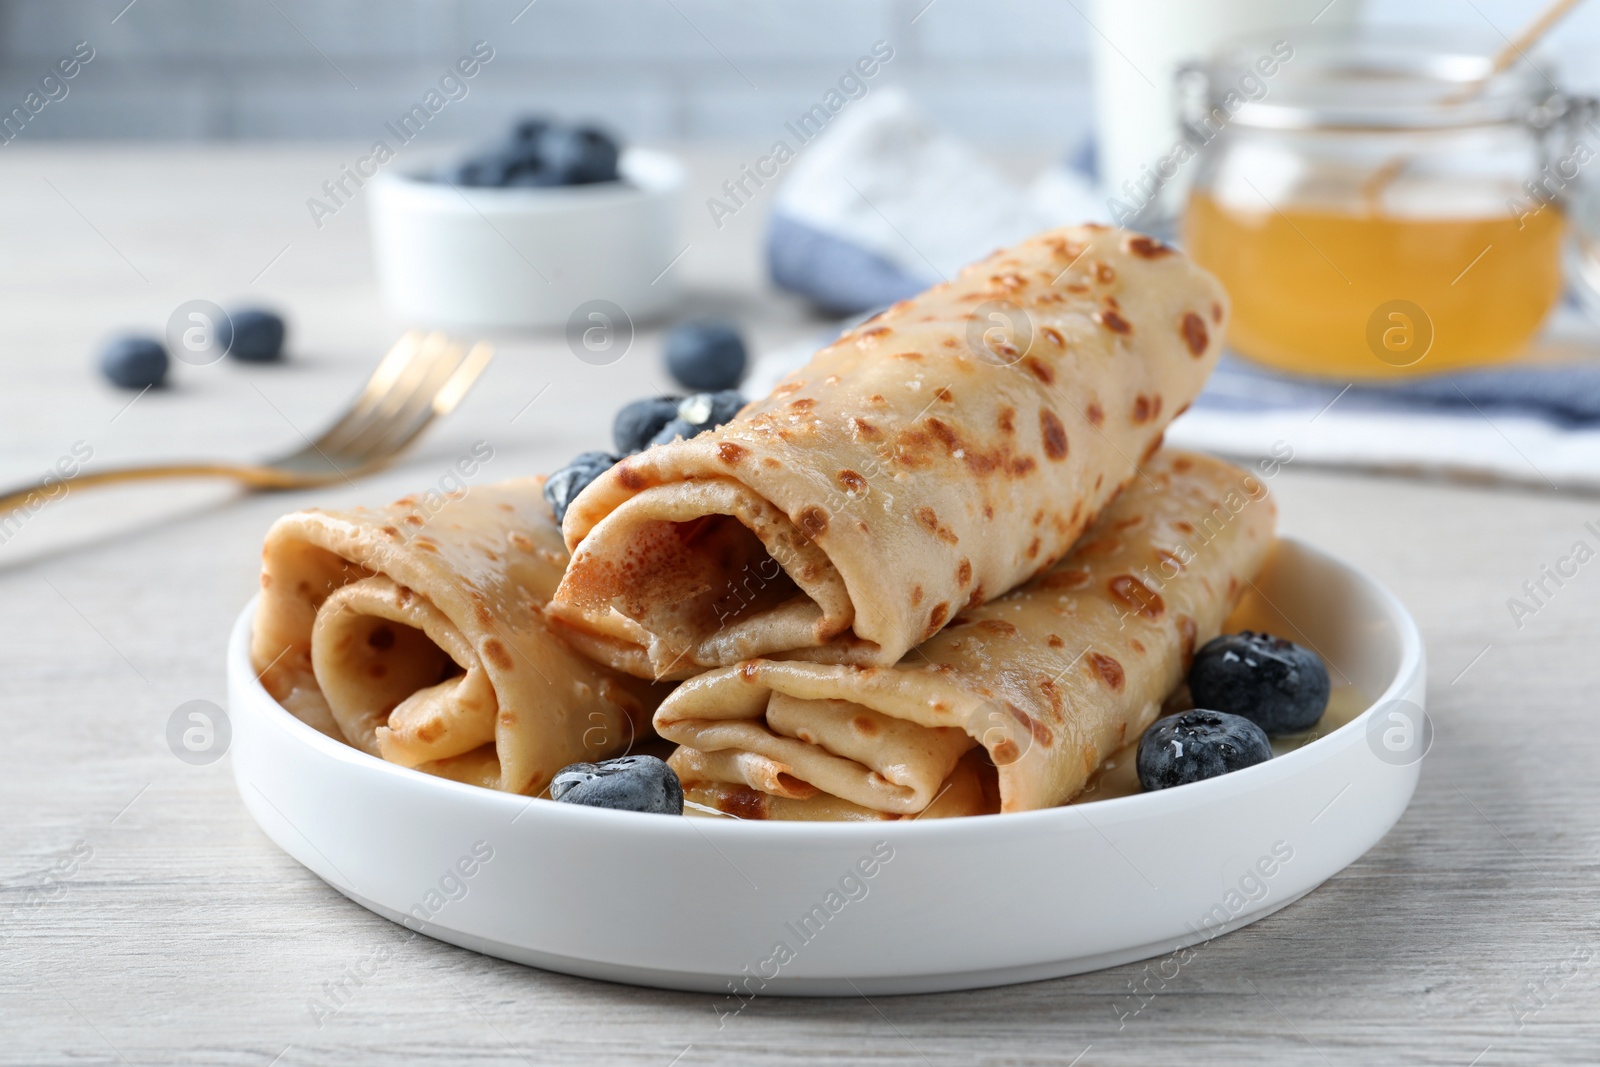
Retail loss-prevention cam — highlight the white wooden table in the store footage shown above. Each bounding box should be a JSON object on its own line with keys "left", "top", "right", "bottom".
{"left": 1, "top": 145, "right": 1596, "bottom": 1066}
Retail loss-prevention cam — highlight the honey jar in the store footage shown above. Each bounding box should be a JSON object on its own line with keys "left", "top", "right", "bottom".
{"left": 1178, "top": 28, "right": 1590, "bottom": 378}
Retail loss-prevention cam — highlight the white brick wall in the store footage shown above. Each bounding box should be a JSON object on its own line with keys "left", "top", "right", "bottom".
{"left": 0, "top": 0, "right": 1594, "bottom": 146}
{"left": 0, "top": 0, "right": 1090, "bottom": 147}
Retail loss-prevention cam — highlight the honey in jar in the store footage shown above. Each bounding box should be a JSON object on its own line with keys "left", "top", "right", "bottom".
{"left": 1185, "top": 191, "right": 1566, "bottom": 376}
{"left": 1174, "top": 27, "right": 1578, "bottom": 378}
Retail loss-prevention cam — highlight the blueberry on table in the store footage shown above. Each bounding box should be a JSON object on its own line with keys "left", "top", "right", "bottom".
{"left": 98, "top": 335, "right": 169, "bottom": 389}
{"left": 543, "top": 450, "right": 618, "bottom": 524}
{"left": 663, "top": 320, "right": 747, "bottom": 391}
{"left": 220, "top": 308, "right": 286, "bottom": 363}
{"left": 1136, "top": 709, "right": 1272, "bottom": 792}
{"left": 1188, "top": 631, "right": 1330, "bottom": 736}
{"left": 614, "top": 396, "right": 682, "bottom": 454}
{"left": 551, "top": 755, "right": 683, "bottom": 814}
{"left": 535, "top": 124, "right": 620, "bottom": 185}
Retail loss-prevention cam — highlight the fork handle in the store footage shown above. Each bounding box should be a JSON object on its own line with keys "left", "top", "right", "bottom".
{"left": 0, "top": 462, "right": 306, "bottom": 516}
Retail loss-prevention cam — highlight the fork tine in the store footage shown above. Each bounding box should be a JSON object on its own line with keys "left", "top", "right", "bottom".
{"left": 318, "top": 331, "right": 452, "bottom": 455}
{"left": 351, "top": 331, "right": 453, "bottom": 432}
{"left": 432, "top": 341, "right": 495, "bottom": 416}
{"left": 305, "top": 330, "right": 424, "bottom": 453}
{"left": 334, "top": 339, "right": 468, "bottom": 467}
{"left": 269, "top": 330, "right": 492, "bottom": 481}
{"left": 343, "top": 341, "right": 496, "bottom": 468}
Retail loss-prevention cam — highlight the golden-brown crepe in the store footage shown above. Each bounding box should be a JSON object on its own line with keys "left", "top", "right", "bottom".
{"left": 550, "top": 225, "right": 1227, "bottom": 680}
{"left": 655, "top": 451, "right": 1274, "bottom": 819}
{"left": 250, "top": 479, "right": 668, "bottom": 795}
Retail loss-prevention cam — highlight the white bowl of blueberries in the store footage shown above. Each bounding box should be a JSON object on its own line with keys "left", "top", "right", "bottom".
{"left": 369, "top": 118, "right": 684, "bottom": 329}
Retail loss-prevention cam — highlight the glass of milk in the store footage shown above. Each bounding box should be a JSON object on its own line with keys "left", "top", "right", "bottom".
{"left": 1088, "top": 0, "right": 1362, "bottom": 231}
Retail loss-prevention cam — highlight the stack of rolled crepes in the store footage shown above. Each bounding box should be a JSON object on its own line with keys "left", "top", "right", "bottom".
{"left": 537, "top": 224, "right": 1277, "bottom": 818}
{"left": 655, "top": 450, "right": 1274, "bottom": 819}
{"left": 251, "top": 224, "right": 1278, "bottom": 817}
{"left": 251, "top": 480, "right": 668, "bottom": 796}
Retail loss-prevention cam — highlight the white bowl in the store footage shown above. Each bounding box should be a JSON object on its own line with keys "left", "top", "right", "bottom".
{"left": 228, "top": 537, "right": 1425, "bottom": 996}
{"left": 368, "top": 147, "right": 685, "bottom": 329}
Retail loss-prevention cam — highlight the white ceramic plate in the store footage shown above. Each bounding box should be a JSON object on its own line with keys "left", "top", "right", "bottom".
{"left": 228, "top": 537, "right": 1425, "bottom": 996}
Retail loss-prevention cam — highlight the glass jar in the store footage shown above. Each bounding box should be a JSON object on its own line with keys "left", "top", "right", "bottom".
{"left": 1178, "top": 26, "right": 1590, "bottom": 378}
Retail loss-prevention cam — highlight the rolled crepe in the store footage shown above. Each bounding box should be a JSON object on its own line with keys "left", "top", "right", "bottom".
{"left": 674, "top": 748, "right": 999, "bottom": 821}
{"left": 656, "top": 450, "right": 1275, "bottom": 819}
{"left": 250, "top": 479, "right": 668, "bottom": 795}
{"left": 550, "top": 225, "right": 1227, "bottom": 679}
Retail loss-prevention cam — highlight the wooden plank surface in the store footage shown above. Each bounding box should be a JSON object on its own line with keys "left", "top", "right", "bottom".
{"left": 1, "top": 146, "right": 1597, "bottom": 1065}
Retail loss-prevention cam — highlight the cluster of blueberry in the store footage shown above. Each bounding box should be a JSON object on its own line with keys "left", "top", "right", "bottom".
{"left": 435, "top": 117, "right": 622, "bottom": 188}
{"left": 543, "top": 320, "right": 749, "bottom": 524}
{"left": 99, "top": 309, "right": 288, "bottom": 390}
{"left": 1136, "top": 631, "right": 1331, "bottom": 792}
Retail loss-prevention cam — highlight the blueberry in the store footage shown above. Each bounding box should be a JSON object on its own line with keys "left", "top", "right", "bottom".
{"left": 512, "top": 115, "right": 551, "bottom": 143}
{"left": 614, "top": 396, "right": 682, "bottom": 454}
{"left": 705, "top": 389, "right": 745, "bottom": 426}
{"left": 445, "top": 153, "right": 514, "bottom": 188}
{"left": 219, "top": 308, "right": 286, "bottom": 363}
{"left": 543, "top": 450, "right": 618, "bottom": 525}
{"left": 664, "top": 320, "right": 747, "bottom": 391}
{"left": 550, "top": 755, "right": 683, "bottom": 814}
{"left": 535, "top": 124, "right": 620, "bottom": 185}
{"left": 1188, "top": 631, "right": 1330, "bottom": 736}
{"left": 671, "top": 389, "right": 744, "bottom": 430}
{"left": 1136, "top": 709, "right": 1272, "bottom": 792}
{"left": 503, "top": 164, "right": 564, "bottom": 188}
{"left": 645, "top": 390, "right": 746, "bottom": 447}
{"left": 497, "top": 133, "right": 554, "bottom": 177}
{"left": 98, "top": 335, "right": 168, "bottom": 390}
{"left": 647, "top": 417, "right": 699, "bottom": 448}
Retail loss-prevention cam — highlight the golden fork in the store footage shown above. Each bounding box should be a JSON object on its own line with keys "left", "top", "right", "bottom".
{"left": 0, "top": 330, "right": 494, "bottom": 515}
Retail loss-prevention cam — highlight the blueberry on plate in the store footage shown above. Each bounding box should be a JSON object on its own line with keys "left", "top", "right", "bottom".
{"left": 1136, "top": 709, "right": 1272, "bottom": 792}
{"left": 535, "top": 124, "right": 620, "bottom": 185}
{"left": 646, "top": 390, "right": 746, "bottom": 447}
{"left": 98, "top": 335, "right": 169, "bottom": 389}
{"left": 614, "top": 396, "right": 682, "bottom": 454}
{"left": 663, "top": 320, "right": 747, "bottom": 391}
{"left": 647, "top": 417, "right": 697, "bottom": 448}
{"left": 673, "top": 389, "right": 745, "bottom": 429}
{"left": 551, "top": 755, "right": 683, "bottom": 814}
{"left": 220, "top": 308, "right": 286, "bottom": 363}
{"left": 705, "top": 389, "right": 745, "bottom": 426}
{"left": 543, "top": 450, "right": 618, "bottom": 524}
{"left": 1188, "top": 631, "right": 1330, "bottom": 736}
